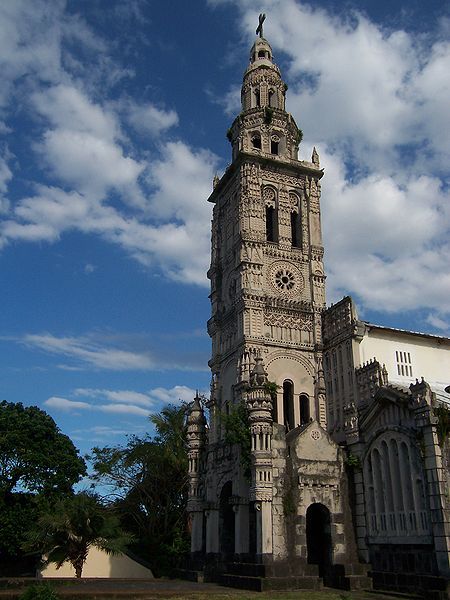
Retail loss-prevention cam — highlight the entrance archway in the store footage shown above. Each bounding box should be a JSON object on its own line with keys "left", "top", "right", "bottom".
{"left": 219, "top": 481, "right": 235, "bottom": 555}
{"left": 306, "top": 503, "right": 332, "bottom": 574}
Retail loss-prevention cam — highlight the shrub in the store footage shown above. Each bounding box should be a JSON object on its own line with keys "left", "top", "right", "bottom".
{"left": 20, "top": 582, "right": 60, "bottom": 600}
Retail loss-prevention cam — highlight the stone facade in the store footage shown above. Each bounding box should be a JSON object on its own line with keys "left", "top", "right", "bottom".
{"left": 185, "top": 30, "right": 449, "bottom": 597}
{"left": 185, "top": 33, "right": 367, "bottom": 591}
{"left": 323, "top": 297, "right": 450, "bottom": 596}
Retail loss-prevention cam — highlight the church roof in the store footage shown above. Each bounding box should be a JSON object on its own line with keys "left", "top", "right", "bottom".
{"left": 362, "top": 321, "right": 450, "bottom": 344}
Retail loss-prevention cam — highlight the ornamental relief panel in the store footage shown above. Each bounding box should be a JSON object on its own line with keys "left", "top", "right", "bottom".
{"left": 267, "top": 260, "right": 305, "bottom": 298}
{"left": 301, "top": 196, "right": 309, "bottom": 253}
{"left": 240, "top": 243, "right": 264, "bottom": 265}
{"left": 262, "top": 186, "right": 276, "bottom": 207}
{"left": 288, "top": 192, "right": 300, "bottom": 212}
{"left": 260, "top": 169, "right": 305, "bottom": 188}
{"left": 264, "top": 311, "right": 313, "bottom": 331}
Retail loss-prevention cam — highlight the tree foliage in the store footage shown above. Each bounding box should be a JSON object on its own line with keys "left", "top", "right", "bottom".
{"left": 23, "top": 492, "right": 132, "bottom": 578}
{"left": 0, "top": 401, "right": 86, "bottom": 569}
{"left": 0, "top": 401, "right": 86, "bottom": 496}
{"left": 88, "top": 403, "right": 189, "bottom": 574}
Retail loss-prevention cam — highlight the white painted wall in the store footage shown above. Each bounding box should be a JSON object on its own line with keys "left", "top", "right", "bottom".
{"left": 359, "top": 327, "right": 450, "bottom": 401}
{"left": 41, "top": 547, "right": 153, "bottom": 579}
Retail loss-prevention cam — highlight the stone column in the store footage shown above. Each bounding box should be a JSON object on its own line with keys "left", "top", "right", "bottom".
{"left": 246, "top": 353, "right": 274, "bottom": 559}
{"left": 234, "top": 501, "right": 249, "bottom": 555}
{"left": 186, "top": 393, "right": 207, "bottom": 555}
{"left": 206, "top": 508, "right": 220, "bottom": 554}
{"left": 412, "top": 379, "right": 450, "bottom": 576}
{"left": 190, "top": 510, "right": 204, "bottom": 553}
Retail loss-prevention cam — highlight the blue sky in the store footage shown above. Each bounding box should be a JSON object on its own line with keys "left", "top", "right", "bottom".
{"left": 0, "top": 0, "right": 449, "bottom": 457}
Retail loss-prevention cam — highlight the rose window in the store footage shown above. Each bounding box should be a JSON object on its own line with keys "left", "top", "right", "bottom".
{"left": 274, "top": 269, "right": 295, "bottom": 291}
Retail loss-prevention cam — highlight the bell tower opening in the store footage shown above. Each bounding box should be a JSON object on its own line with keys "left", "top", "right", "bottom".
{"left": 265, "top": 205, "right": 278, "bottom": 242}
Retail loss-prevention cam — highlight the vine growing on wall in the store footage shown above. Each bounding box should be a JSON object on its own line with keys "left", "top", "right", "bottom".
{"left": 434, "top": 404, "right": 450, "bottom": 447}
{"left": 223, "top": 402, "right": 251, "bottom": 479}
{"left": 264, "top": 107, "right": 274, "bottom": 124}
{"left": 264, "top": 380, "right": 280, "bottom": 399}
{"left": 345, "top": 452, "right": 361, "bottom": 469}
{"left": 282, "top": 477, "right": 297, "bottom": 516}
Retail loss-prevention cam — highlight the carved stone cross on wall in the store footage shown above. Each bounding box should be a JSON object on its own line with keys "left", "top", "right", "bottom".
{"left": 256, "top": 13, "right": 266, "bottom": 38}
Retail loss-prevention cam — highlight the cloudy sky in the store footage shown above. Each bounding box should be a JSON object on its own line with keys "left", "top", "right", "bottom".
{"left": 1, "top": 0, "right": 449, "bottom": 455}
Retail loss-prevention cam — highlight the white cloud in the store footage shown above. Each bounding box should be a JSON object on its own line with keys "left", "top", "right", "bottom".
{"left": 425, "top": 314, "right": 449, "bottom": 333}
{"left": 74, "top": 388, "right": 154, "bottom": 407}
{"left": 148, "top": 385, "right": 198, "bottom": 405}
{"left": 126, "top": 101, "right": 179, "bottom": 136}
{"left": 44, "top": 395, "right": 150, "bottom": 417}
{"left": 0, "top": 2, "right": 219, "bottom": 287}
{"left": 45, "top": 396, "right": 91, "bottom": 411}
{"left": 0, "top": 155, "right": 12, "bottom": 196}
{"left": 32, "top": 84, "right": 118, "bottom": 141}
{"left": 84, "top": 263, "right": 96, "bottom": 274}
{"left": 98, "top": 403, "right": 150, "bottom": 416}
{"left": 216, "top": 0, "right": 450, "bottom": 319}
{"left": 0, "top": 1, "right": 65, "bottom": 107}
{"left": 23, "top": 333, "right": 156, "bottom": 371}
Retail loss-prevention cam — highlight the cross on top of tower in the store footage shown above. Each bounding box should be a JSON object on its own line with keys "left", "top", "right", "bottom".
{"left": 256, "top": 13, "right": 266, "bottom": 38}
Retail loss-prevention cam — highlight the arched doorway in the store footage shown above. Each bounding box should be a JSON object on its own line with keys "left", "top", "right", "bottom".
{"left": 306, "top": 503, "right": 332, "bottom": 575}
{"left": 219, "top": 481, "right": 235, "bottom": 555}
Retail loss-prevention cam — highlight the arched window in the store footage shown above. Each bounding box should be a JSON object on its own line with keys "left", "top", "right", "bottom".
{"left": 271, "top": 135, "right": 279, "bottom": 155}
{"left": 291, "top": 212, "right": 301, "bottom": 247}
{"left": 299, "top": 394, "right": 310, "bottom": 424}
{"left": 251, "top": 133, "right": 261, "bottom": 150}
{"left": 289, "top": 193, "right": 301, "bottom": 247}
{"left": 271, "top": 391, "right": 278, "bottom": 423}
{"left": 283, "top": 380, "right": 294, "bottom": 431}
{"left": 365, "top": 432, "right": 430, "bottom": 538}
{"left": 263, "top": 187, "right": 278, "bottom": 243}
{"left": 254, "top": 88, "right": 260, "bottom": 107}
{"left": 268, "top": 89, "right": 278, "bottom": 108}
{"left": 266, "top": 206, "right": 277, "bottom": 242}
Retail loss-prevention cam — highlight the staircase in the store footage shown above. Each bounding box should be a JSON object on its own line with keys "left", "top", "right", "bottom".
{"left": 212, "top": 558, "right": 323, "bottom": 591}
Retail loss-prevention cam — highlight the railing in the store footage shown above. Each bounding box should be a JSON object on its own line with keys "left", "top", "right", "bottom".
{"left": 368, "top": 510, "right": 430, "bottom": 536}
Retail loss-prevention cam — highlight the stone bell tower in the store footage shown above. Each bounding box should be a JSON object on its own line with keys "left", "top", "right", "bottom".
{"left": 186, "top": 19, "right": 366, "bottom": 590}
{"left": 207, "top": 30, "right": 327, "bottom": 442}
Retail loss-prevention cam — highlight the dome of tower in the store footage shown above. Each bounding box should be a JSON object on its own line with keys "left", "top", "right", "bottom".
{"left": 249, "top": 37, "right": 273, "bottom": 64}
{"left": 186, "top": 394, "right": 206, "bottom": 427}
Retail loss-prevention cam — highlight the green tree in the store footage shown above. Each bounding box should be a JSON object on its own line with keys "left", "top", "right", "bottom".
{"left": 0, "top": 401, "right": 86, "bottom": 572}
{"left": 0, "top": 401, "right": 86, "bottom": 496}
{"left": 89, "top": 404, "right": 189, "bottom": 574}
{"left": 23, "top": 492, "right": 132, "bottom": 578}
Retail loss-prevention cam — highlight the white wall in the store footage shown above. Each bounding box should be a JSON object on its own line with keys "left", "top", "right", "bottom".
{"left": 41, "top": 546, "right": 154, "bottom": 579}
{"left": 359, "top": 327, "right": 450, "bottom": 401}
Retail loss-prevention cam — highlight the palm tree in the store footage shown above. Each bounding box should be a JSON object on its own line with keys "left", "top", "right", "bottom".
{"left": 23, "top": 492, "right": 132, "bottom": 578}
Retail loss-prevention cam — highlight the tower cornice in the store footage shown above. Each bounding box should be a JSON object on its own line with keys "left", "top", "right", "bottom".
{"left": 207, "top": 151, "right": 324, "bottom": 204}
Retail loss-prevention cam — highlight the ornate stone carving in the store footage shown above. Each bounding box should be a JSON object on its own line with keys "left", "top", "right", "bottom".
{"left": 268, "top": 260, "right": 304, "bottom": 297}
{"left": 264, "top": 310, "right": 312, "bottom": 331}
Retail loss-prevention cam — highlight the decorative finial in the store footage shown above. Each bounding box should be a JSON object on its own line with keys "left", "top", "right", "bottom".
{"left": 312, "top": 147, "right": 320, "bottom": 167}
{"left": 256, "top": 13, "right": 266, "bottom": 38}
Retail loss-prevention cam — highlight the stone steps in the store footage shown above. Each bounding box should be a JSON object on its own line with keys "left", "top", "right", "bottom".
{"left": 224, "top": 561, "right": 319, "bottom": 578}
{"left": 218, "top": 572, "right": 323, "bottom": 592}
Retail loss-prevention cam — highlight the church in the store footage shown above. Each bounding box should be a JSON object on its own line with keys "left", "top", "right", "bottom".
{"left": 185, "top": 19, "right": 450, "bottom": 597}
